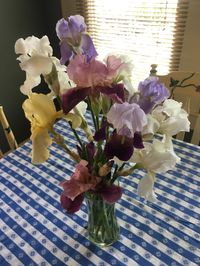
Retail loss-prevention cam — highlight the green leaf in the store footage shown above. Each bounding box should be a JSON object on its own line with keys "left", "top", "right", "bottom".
{"left": 169, "top": 77, "right": 179, "bottom": 87}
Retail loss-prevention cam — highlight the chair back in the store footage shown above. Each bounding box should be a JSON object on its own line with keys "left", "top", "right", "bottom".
{"left": 150, "top": 65, "right": 200, "bottom": 145}
{"left": 0, "top": 106, "right": 18, "bottom": 158}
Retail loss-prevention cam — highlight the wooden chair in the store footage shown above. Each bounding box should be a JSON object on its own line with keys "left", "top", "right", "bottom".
{"left": 0, "top": 106, "right": 18, "bottom": 158}
{"left": 150, "top": 65, "right": 200, "bottom": 145}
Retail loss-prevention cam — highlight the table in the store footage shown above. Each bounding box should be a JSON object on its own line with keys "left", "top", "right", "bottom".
{"left": 0, "top": 116, "right": 200, "bottom": 266}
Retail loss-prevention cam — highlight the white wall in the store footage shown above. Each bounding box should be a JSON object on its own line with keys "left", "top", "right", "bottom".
{"left": 61, "top": 0, "right": 77, "bottom": 18}
{"left": 179, "top": 0, "right": 200, "bottom": 71}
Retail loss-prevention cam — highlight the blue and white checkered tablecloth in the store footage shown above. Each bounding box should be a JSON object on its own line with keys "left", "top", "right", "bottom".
{"left": 0, "top": 114, "right": 200, "bottom": 266}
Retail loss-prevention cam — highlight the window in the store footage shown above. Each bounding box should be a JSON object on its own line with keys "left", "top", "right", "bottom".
{"left": 77, "top": 0, "right": 189, "bottom": 87}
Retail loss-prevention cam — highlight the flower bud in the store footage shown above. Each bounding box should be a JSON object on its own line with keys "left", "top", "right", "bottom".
{"left": 98, "top": 161, "right": 114, "bottom": 177}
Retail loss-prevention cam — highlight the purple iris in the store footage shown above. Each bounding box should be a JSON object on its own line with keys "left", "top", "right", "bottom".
{"left": 98, "top": 83, "right": 125, "bottom": 103}
{"left": 56, "top": 15, "right": 97, "bottom": 64}
{"left": 104, "top": 132, "right": 134, "bottom": 161}
{"left": 61, "top": 87, "right": 90, "bottom": 114}
{"left": 130, "top": 77, "right": 169, "bottom": 113}
{"left": 98, "top": 184, "right": 122, "bottom": 204}
{"left": 104, "top": 131, "right": 144, "bottom": 161}
{"left": 94, "top": 118, "right": 108, "bottom": 141}
{"left": 60, "top": 193, "right": 84, "bottom": 214}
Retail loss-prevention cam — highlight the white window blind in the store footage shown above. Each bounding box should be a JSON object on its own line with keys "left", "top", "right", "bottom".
{"left": 77, "top": 0, "right": 189, "bottom": 87}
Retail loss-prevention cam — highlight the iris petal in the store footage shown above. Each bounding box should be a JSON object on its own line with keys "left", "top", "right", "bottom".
{"left": 60, "top": 42, "right": 73, "bottom": 65}
{"left": 133, "top": 132, "right": 144, "bottom": 149}
{"left": 56, "top": 16, "right": 97, "bottom": 64}
{"left": 104, "top": 132, "right": 134, "bottom": 161}
{"left": 130, "top": 77, "right": 169, "bottom": 113}
{"left": 99, "top": 185, "right": 122, "bottom": 203}
{"left": 81, "top": 34, "right": 98, "bottom": 62}
{"left": 94, "top": 119, "right": 108, "bottom": 141}
{"left": 61, "top": 87, "right": 90, "bottom": 114}
{"left": 60, "top": 193, "right": 84, "bottom": 213}
{"left": 98, "top": 83, "right": 125, "bottom": 103}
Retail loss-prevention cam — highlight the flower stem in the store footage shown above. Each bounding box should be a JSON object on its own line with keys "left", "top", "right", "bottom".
{"left": 110, "top": 164, "right": 123, "bottom": 184}
{"left": 87, "top": 97, "right": 98, "bottom": 130}
{"left": 96, "top": 115, "right": 100, "bottom": 130}
{"left": 68, "top": 121, "right": 83, "bottom": 148}
{"left": 112, "top": 164, "right": 141, "bottom": 183}
{"left": 86, "top": 194, "right": 119, "bottom": 246}
{"left": 51, "top": 129, "right": 80, "bottom": 162}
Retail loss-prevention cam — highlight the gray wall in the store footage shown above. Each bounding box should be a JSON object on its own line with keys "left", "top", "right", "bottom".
{"left": 0, "top": 0, "right": 62, "bottom": 152}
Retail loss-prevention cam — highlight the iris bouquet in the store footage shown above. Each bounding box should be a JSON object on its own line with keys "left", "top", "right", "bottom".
{"left": 15, "top": 15, "right": 190, "bottom": 246}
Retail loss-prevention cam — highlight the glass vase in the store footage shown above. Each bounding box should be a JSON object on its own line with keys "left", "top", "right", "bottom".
{"left": 85, "top": 193, "right": 120, "bottom": 247}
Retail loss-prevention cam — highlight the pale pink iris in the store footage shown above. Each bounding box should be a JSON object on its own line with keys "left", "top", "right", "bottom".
{"left": 106, "top": 55, "right": 126, "bottom": 80}
{"left": 67, "top": 55, "right": 108, "bottom": 87}
{"left": 67, "top": 54, "right": 129, "bottom": 88}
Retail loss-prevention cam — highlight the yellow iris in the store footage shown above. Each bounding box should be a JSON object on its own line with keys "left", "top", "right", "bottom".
{"left": 22, "top": 93, "right": 62, "bottom": 164}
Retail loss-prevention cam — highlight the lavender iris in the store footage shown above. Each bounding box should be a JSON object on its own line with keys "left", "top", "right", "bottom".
{"left": 130, "top": 77, "right": 169, "bottom": 113}
{"left": 107, "top": 102, "right": 147, "bottom": 139}
{"left": 56, "top": 15, "right": 97, "bottom": 64}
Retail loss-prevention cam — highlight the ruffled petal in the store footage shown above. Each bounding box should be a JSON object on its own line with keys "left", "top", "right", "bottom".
{"left": 60, "top": 193, "right": 84, "bottom": 214}
{"left": 133, "top": 132, "right": 144, "bottom": 149}
{"left": 20, "top": 74, "right": 41, "bottom": 95}
{"left": 61, "top": 178, "right": 84, "bottom": 200}
{"left": 56, "top": 16, "right": 96, "bottom": 64}
{"left": 81, "top": 34, "right": 98, "bottom": 62}
{"left": 69, "top": 15, "right": 87, "bottom": 33}
{"left": 130, "top": 77, "right": 169, "bottom": 113}
{"left": 31, "top": 127, "right": 52, "bottom": 164}
{"left": 15, "top": 38, "right": 27, "bottom": 54}
{"left": 130, "top": 135, "right": 180, "bottom": 173}
{"left": 22, "top": 93, "right": 62, "bottom": 164}
{"left": 56, "top": 18, "right": 70, "bottom": 40}
{"left": 152, "top": 99, "right": 190, "bottom": 136}
{"left": 22, "top": 93, "right": 60, "bottom": 127}
{"left": 137, "top": 173, "right": 157, "bottom": 202}
{"left": 104, "top": 132, "right": 134, "bottom": 161}
{"left": 67, "top": 54, "right": 108, "bottom": 87}
{"left": 107, "top": 102, "right": 147, "bottom": 138}
{"left": 61, "top": 87, "right": 90, "bottom": 114}
{"left": 142, "top": 114, "right": 160, "bottom": 137}
{"left": 98, "top": 83, "right": 125, "bottom": 103}
{"left": 19, "top": 55, "right": 52, "bottom": 76}
{"left": 99, "top": 184, "right": 122, "bottom": 203}
{"left": 60, "top": 42, "right": 73, "bottom": 65}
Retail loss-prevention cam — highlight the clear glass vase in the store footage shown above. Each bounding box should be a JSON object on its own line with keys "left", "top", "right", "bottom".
{"left": 85, "top": 193, "right": 120, "bottom": 247}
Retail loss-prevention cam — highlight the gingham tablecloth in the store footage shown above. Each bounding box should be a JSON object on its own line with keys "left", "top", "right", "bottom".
{"left": 0, "top": 115, "right": 200, "bottom": 266}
